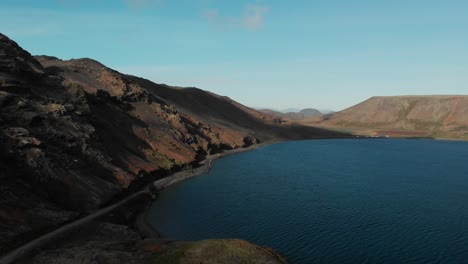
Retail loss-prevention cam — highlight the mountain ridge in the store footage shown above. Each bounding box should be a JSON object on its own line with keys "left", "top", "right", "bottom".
{"left": 260, "top": 108, "right": 323, "bottom": 121}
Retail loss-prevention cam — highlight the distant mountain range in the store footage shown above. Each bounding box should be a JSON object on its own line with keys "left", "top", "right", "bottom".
{"left": 259, "top": 108, "right": 323, "bottom": 121}
{"left": 279, "top": 108, "right": 302, "bottom": 113}
{"left": 301, "top": 95, "right": 468, "bottom": 140}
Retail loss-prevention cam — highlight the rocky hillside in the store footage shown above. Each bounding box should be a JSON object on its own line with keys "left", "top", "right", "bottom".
{"left": 260, "top": 108, "right": 322, "bottom": 121}
{"left": 303, "top": 96, "right": 468, "bottom": 139}
{"left": 0, "top": 32, "right": 348, "bottom": 257}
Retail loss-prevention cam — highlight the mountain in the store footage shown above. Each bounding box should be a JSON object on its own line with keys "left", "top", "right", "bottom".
{"left": 298, "top": 108, "right": 323, "bottom": 118}
{"left": 302, "top": 96, "right": 468, "bottom": 139}
{"left": 280, "top": 108, "right": 301, "bottom": 113}
{"left": 260, "top": 108, "right": 323, "bottom": 121}
{"left": 318, "top": 109, "right": 336, "bottom": 115}
{"left": 0, "top": 33, "right": 348, "bottom": 260}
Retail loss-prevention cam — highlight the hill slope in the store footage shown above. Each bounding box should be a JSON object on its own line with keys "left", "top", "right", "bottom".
{"left": 303, "top": 96, "right": 468, "bottom": 139}
{"left": 0, "top": 33, "right": 348, "bottom": 255}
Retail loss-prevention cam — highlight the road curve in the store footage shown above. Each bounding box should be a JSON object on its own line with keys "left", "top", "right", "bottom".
{"left": 0, "top": 189, "right": 149, "bottom": 264}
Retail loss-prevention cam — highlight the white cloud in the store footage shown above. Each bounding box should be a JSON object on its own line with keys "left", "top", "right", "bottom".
{"left": 202, "top": 3, "right": 270, "bottom": 31}
{"left": 201, "top": 9, "right": 220, "bottom": 23}
{"left": 243, "top": 4, "right": 269, "bottom": 30}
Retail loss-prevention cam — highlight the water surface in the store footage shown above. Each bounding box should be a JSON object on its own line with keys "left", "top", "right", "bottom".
{"left": 148, "top": 139, "right": 468, "bottom": 263}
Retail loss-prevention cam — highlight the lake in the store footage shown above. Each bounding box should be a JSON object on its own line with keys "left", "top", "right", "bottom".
{"left": 148, "top": 139, "right": 468, "bottom": 264}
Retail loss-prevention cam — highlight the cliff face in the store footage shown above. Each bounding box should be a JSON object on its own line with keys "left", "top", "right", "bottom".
{"left": 303, "top": 96, "right": 468, "bottom": 139}
{"left": 0, "top": 33, "right": 347, "bottom": 254}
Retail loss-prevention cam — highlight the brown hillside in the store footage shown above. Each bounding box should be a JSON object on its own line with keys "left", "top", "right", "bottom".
{"left": 302, "top": 95, "right": 468, "bottom": 139}
{"left": 0, "top": 33, "right": 349, "bottom": 254}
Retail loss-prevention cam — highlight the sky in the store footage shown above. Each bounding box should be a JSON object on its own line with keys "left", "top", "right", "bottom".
{"left": 1, "top": 0, "right": 468, "bottom": 111}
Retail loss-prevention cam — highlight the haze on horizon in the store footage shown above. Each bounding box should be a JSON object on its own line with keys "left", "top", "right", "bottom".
{"left": 1, "top": 0, "right": 467, "bottom": 111}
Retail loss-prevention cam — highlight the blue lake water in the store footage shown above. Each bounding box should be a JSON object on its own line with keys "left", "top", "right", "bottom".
{"left": 148, "top": 139, "right": 468, "bottom": 264}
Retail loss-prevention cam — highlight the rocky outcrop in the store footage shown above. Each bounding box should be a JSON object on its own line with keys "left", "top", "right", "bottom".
{"left": 0, "top": 34, "right": 44, "bottom": 76}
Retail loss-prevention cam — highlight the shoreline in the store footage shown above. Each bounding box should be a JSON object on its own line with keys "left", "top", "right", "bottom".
{"left": 134, "top": 135, "right": 468, "bottom": 238}
{"left": 135, "top": 140, "right": 281, "bottom": 238}
{"left": 152, "top": 140, "right": 280, "bottom": 191}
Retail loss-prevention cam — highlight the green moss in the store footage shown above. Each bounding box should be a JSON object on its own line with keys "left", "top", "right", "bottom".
{"left": 144, "top": 239, "right": 288, "bottom": 264}
{"left": 147, "top": 246, "right": 186, "bottom": 264}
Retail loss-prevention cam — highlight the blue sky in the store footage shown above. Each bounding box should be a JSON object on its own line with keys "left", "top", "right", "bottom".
{"left": 1, "top": 0, "right": 467, "bottom": 110}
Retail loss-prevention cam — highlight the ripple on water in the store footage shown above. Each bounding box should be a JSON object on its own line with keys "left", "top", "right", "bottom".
{"left": 148, "top": 139, "right": 468, "bottom": 264}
